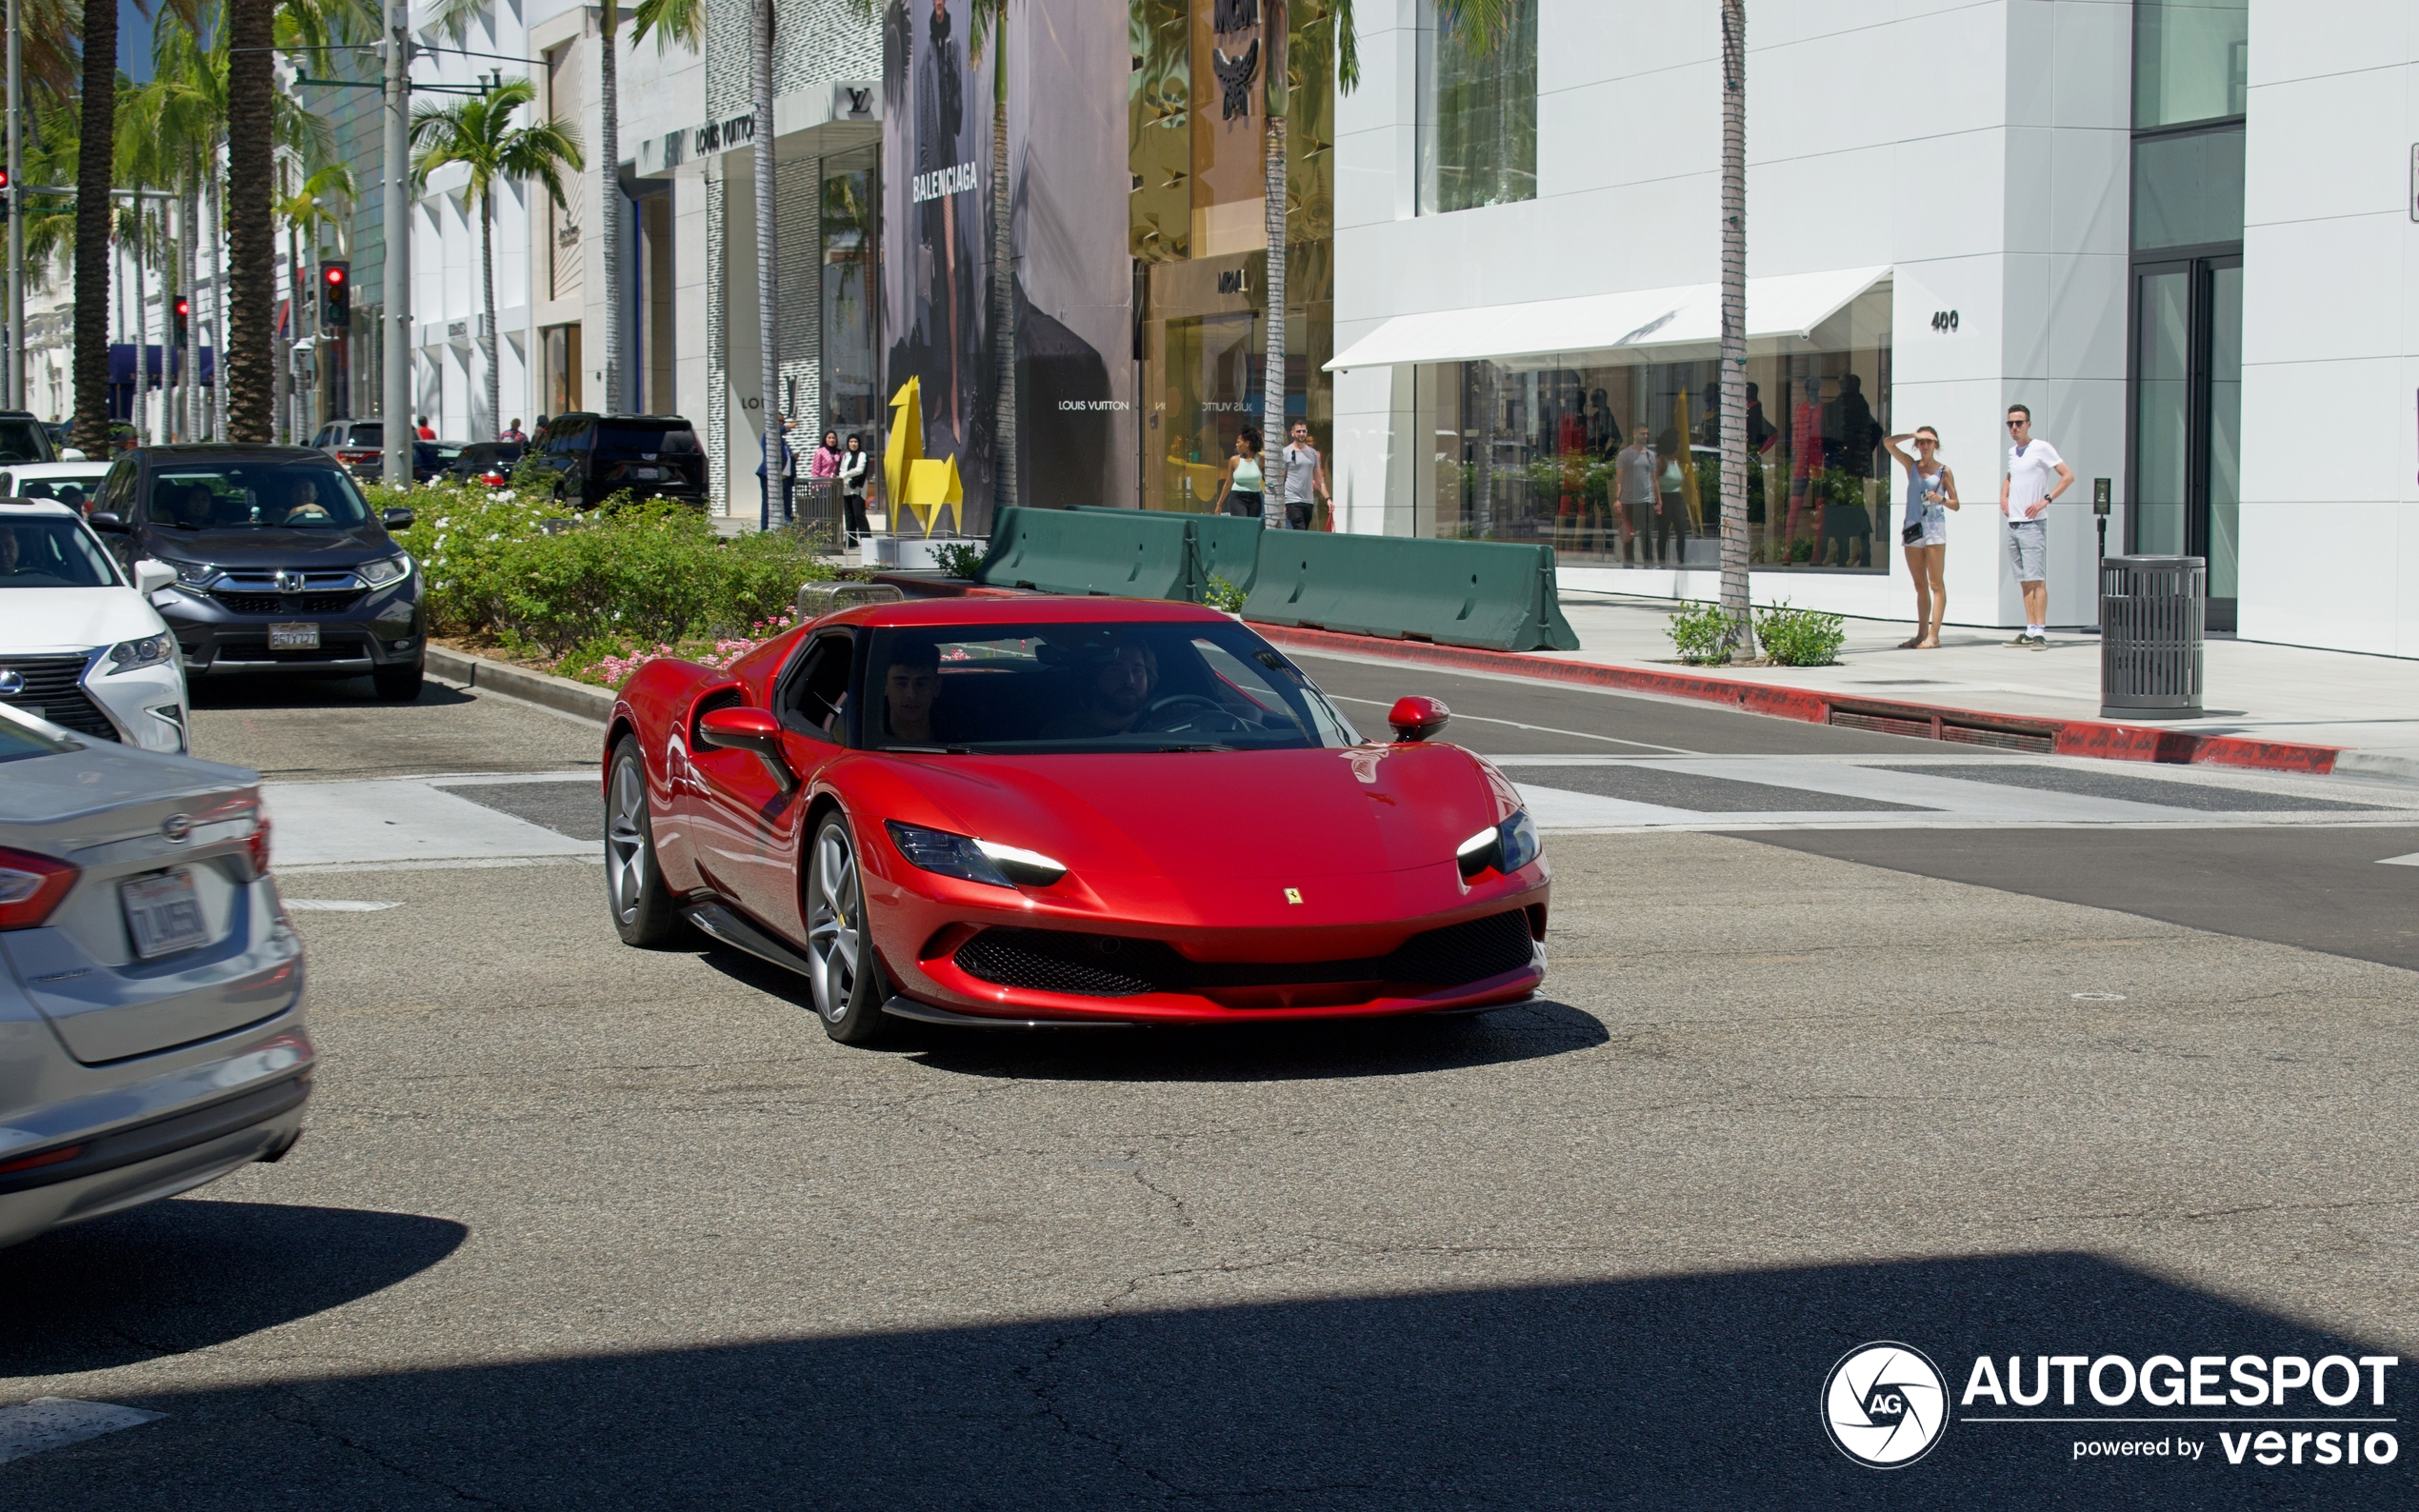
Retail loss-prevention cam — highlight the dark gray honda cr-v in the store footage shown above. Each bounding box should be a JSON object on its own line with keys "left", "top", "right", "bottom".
{"left": 88, "top": 446, "right": 426, "bottom": 700}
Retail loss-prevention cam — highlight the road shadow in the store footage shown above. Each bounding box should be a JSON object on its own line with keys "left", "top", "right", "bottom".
{"left": 695, "top": 945, "right": 1607, "bottom": 1081}
{"left": 0, "top": 1199, "right": 468, "bottom": 1377}
{"left": 187, "top": 677, "right": 473, "bottom": 711}
{"left": 9, "top": 1252, "right": 2399, "bottom": 1508}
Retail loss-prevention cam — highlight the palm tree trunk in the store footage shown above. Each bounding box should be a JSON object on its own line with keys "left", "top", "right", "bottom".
{"left": 1259, "top": 0, "right": 1289, "bottom": 528}
{"left": 750, "top": 0, "right": 779, "bottom": 529}
{"left": 70, "top": 0, "right": 116, "bottom": 455}
{"left": 182, "top": 188, "right": 199, "bottom": 442}
{"left": 226, "top": 0, "right": 275, "bottom": 442}
{"left": 481, "top": 188, "right": 499, "bottom": 439}
{"left": 990, "top": 50, "right": 1015, "bottom": 511}
{"left": 599, "top": 6, "right": 623, "bottom": 412}
{"left": 278, "top": 169, "right": 294, "bottom": 443}
{"left": 1717, "top": 0, "right": 1752, "bottom": 654}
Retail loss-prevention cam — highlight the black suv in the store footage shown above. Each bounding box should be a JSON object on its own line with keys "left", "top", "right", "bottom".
{"left": 528, "top": 413, "right": 705, "bottom": 509}
{"left": 89, "top": 445, "right": 428, "bottom": 700}
{"left": 0, "top": 409, "right": 58, "bottom": 466}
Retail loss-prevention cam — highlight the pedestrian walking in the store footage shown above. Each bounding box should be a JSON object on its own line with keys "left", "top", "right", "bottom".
{"left": 1279, "top": 421, "right": 1330, "bottom": 530}
{"left": 2000, "top": 404, "right": 2073, "bottom": 647}
{"left": 500, "top": 418, "right": 527, "bottom": 444}
{"left": 1883, "top": 426, "right": 1960, "bottom": 648}
{"left": 1211, "top": 427, "right": 1267, "bottom": 521}
{"left": 839, "top": 434, "right": 872, "bottom": 547}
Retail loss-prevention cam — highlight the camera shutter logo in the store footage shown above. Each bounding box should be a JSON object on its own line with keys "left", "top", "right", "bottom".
{"left": 1823, "top": 1343, "right": 1949, "bottom": 1468}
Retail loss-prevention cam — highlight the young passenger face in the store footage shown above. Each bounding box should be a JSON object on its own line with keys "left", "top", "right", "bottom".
{"left": 885, "top": 662, "right": 940, "bottom": 736}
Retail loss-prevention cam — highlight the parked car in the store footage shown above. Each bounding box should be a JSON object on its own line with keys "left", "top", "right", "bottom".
{"left": 0, "top": 410, "right": 59, "bottom": 467}
{"left": 1, "top": 461, "right": 116, "bottom": 516}
{"left": 0, "top": 498, "right": 190, "bottom": 751}
{"left": 445, "top": 441, "right": 525, "bottom": 490}
{"left": 605, "top": 597, "right": 1549, "bottom": 1045}
{"left": 310, "top": 420, "right": 445, "bottom": 486}
{"left": 0, "top": 706, "right": 310, "bottom": 1250}
{"left": 528, "top": 413, "right": 705, "bottom": 510}
{"left": 87, "top": 445, "right": 426, "bottom": 701}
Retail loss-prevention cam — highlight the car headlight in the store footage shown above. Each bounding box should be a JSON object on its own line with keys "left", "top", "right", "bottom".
{"left": 1456, "top": 809, "right": 1540, "bottom": 880}
{"left": 170, "top": 560, "right": 216, "bottom": 587}
{"left": 106, "top": 631, "right": 176, "bottom": 674}
{"left": 885, "top": 821, "right": 1067, "bottom": 889}
{"left": 359, "top": 554, "right": 411, "bottom": 587}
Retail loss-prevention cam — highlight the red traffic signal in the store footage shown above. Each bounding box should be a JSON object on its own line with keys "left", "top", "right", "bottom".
{"left": 323, "top": 265, "right": 345, "bottom": 286}
{"left": 174, "top": 297, "right": 190, "bottom": 317}
{"left": 319, "top": 259, "right": 350, "bottom": 329}
{"left": 0, "top": 167, "right": 10, "bottom": 189}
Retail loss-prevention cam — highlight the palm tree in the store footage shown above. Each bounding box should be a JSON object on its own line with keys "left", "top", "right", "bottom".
{"left": 969, "top": 0, "right": 1014, "bottom": 511}
{"left": 69, "top": 0, "right": 123, "bottom": 454}
{"left": 1717, "top": 0, "right": 1752, "bottom": 654}
{"left": 410, "top": 77, "right": 585, "bottom": 439}
{"left": 225, "top": 0, "right": 278, "bottom": 441}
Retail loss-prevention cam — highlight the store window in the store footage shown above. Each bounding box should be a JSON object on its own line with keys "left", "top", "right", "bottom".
{"left": 2133, "top": 0, "right": 2246, "bottom": 129}
{"left": 1417, "top": 0, "right": 1538, "bottom": 215}
{"left": 822, "top": 146, "right": 883, "bottom": 438}
{"left": 1130, "top": 0, "right": 1335, "bottom": 516}
{"left": 541, "top": 322, "right": 582, "bottom": 417}
{"left": 1411, "top": 281, "right": 1893, "bottom": 572}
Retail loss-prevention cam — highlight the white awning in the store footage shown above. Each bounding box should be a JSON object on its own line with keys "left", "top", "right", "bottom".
{"left": 1325, "top": 265, "right": 1891, "bottom": 371}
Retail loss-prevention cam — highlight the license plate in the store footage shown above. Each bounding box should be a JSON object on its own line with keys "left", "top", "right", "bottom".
{"left": 269, "top": 623, "right": 320, "bottom": 650}
{"left": 630, "top": 467, "right": 661, "bottom": 480}
{"left": 122, "top": 870, "right": 210, "bottom": 959}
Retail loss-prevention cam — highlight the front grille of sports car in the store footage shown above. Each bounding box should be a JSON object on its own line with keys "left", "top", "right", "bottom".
{"left": 210, "top": 589, "right": 366, "bottom": 615}
{"left": 952, "top": 909, "right": 1538, "bottom": 1000}
{"left": 0, "top": 653, "right": 117, "bottom": 741}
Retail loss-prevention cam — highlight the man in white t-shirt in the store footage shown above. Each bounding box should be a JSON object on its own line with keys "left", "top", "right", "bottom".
{"left": 1999, "top": 403, "right": 2073, "bottom": 647}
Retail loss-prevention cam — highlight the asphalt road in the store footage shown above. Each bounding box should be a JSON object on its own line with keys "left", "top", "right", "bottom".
{"left": 3, "top": 668, "right": 2413, "bottom": 1508}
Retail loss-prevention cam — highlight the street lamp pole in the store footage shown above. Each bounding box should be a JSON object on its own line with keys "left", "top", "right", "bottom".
{"left": 382, "top": 2, "right": 412, "bottom": 485}
{"left": 7, "top": 0, "right": 24, "bottom": 408}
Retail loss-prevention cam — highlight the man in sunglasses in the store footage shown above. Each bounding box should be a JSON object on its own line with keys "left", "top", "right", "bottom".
{"left": 2000, "top": 404, "right": 2072, "bottom": 647}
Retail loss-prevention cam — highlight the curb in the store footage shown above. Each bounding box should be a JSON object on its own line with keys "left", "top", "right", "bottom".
{"left": 1252, "top": 625, "right": 2346, "bottom": 776}
{"left": 427, "top": 646, "right": 615, "bottom": 724}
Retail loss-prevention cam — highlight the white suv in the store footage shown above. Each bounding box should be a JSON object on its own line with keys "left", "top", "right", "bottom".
{"left": 0, "top": 499, "right": 190, "bottom": 752}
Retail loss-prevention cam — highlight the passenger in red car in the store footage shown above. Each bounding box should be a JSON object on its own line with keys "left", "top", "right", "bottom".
{"left": 882, "top": 639, "right": 943, "bottom": 743}
{"left": 1045, "top": 640, "right": 1158, "bottom": 738}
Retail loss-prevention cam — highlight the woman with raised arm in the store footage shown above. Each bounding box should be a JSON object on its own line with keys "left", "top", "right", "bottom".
{"left": 1883, "top": 426, "right": 1959, "bottom": 648}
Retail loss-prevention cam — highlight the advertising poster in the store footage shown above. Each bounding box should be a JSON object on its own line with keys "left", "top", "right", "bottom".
{"left": 1008, "top": 0, "right": 1137, "bottom": 508}
{"left": 883, "top": 0, "right": 995, "bottom": 527}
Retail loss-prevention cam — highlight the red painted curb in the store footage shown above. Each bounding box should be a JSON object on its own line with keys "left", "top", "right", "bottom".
{"left": 1254, "top": 624, "right": 2343, "bottom": 776}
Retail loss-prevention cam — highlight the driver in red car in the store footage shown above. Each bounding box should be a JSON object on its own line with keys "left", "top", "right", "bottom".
{"left": 882, "top": 639, "right": 943, "bottom": 744}
{"left": 1045, "top": 637, "right": 1158, "bottom": 738}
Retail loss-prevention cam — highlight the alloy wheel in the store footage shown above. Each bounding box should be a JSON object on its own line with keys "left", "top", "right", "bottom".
{"left": 607, "top": 757, "right": 650, "bottom": 925}
{"left": 806, "top": 824, "right": 862, "bottom": 1022}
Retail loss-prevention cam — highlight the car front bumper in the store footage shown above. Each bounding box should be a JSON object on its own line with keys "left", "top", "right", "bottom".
{"left": 154, "top": 583, "right": 424, "bottom": 678}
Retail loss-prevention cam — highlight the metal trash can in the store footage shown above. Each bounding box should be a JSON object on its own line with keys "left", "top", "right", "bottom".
{"left": 2099, "top": 554, "right": 2204, "bottom": 719}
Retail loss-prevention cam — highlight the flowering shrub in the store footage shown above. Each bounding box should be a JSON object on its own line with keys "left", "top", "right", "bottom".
{"left": 555, "top": 617, "right": 801, "bottom": 691}
{"left": 378, "top": 483, "right": 832, "bottom": 656}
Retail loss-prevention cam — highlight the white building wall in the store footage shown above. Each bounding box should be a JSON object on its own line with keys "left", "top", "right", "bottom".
{"left": 1333, "top": 0, "right": 2134, "bottom": 630}
{"left": 2236, "top": 3, "right": 2419, "bottom": 659}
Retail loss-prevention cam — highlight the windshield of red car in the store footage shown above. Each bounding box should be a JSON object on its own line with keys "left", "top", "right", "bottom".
{"left": 862, "top": 622, "right": 1361, "bottom": 753}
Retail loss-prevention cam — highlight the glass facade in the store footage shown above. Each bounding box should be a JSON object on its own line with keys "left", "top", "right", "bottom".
{"left": 821, "top": 146, "right": 884, "bottom": 437}
{"left": 2133, "top": 0, "right": 2247, "bottom": 129}
{"left": 1412, "top": 283, "right": 1893, "bottom": 572}
{"left": 2131, "top": 125, "right": 2243, "bottom": 252}
{"left": 1130, "top": 0, "right": 1334, "bottom": 517}
{"left": 1418, "top": 0, "right": 1538, "bottom": 215}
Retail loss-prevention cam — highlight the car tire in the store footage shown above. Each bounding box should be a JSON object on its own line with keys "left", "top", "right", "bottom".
{"left": 373, "top": 660, "right": 425, "bottom": 701}
{"left": 803, "top": 810, "right": 893, "bottom": 1046}
{"left": 606, "top": 737, "right": 690, "bottom": 947}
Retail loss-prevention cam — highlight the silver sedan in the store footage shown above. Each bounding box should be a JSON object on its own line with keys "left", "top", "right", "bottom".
{"left": 0, "top": 704, "right": 310, "bottom": 1248}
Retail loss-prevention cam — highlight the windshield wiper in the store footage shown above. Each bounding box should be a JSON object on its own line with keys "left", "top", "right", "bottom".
{"left": 1155, "top": 744, "right": 1235, "bottom": 753}
{"left": 886, "top": 745, "right": 970, "bottom": 755}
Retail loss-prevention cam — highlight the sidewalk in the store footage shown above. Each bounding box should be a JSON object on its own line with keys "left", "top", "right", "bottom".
{"left": 1273, "top": 591, "right": 2419, "bottom": 781}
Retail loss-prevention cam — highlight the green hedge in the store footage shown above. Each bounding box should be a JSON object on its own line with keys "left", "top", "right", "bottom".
{"left": 371, "top": 482, "right": 832, "bottom": 656}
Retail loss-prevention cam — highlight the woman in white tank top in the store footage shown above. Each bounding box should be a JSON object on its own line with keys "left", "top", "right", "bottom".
{"left": 1882, "top": 427, "right": 1960, "bottom": 648}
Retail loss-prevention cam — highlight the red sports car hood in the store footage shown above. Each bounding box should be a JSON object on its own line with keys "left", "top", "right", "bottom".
{"left": 879, "top": 743, "right": 1514, "bottom": 885}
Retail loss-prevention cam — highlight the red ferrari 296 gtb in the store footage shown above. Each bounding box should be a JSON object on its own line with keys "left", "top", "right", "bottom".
{"left": 603, "top": 597, "right": 1549, "bottom": 1044}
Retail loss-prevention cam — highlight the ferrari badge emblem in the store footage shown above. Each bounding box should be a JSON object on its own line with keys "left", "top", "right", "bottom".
{"left": 1284, "top": 887, "right": 1303, "bottom": 905}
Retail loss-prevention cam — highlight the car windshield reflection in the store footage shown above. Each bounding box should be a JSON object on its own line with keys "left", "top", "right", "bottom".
{"left": 146, "top": 463, "right": 373, "bottom": 530}
{"left": 0, "top": 516, "right": 120, "bottom": 588}
{"left": 862, "top": 623, "right": 1361, "bottom": 754}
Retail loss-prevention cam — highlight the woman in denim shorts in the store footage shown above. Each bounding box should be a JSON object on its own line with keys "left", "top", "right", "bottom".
{"left": 1883, "top": 427, "right": 1959, "bottom": 648}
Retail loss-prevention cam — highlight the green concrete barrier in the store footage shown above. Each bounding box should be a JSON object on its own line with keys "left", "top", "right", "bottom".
{"left": 1243, "top": 533, "right": 1582, "bottom": 652}
{"left": 1069, "top": 506, "right": 1264, "bottom": 599}
{"left": 975, "top": 506, "right": 1194, "bottom": 599}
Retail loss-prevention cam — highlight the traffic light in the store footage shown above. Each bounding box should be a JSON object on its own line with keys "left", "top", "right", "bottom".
{"left": 320, "top": 261, "right": 350, "bottom": 331}
{"left": 173, "top": 296, "right": 190, "bottom": 345}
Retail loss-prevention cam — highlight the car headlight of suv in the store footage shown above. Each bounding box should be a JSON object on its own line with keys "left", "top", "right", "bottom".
{"left": 358, "top": 553, "right": 412, "bottom": 588}
{"left": 1456, "top": 809, "right": 1541, "bottom": 880}
{"left": 106, "top": 630, "right": 177, "bottom": 675}
{"left": 170, "top": 560, "right": 217, "bottom": 588}
{"left": 885, "top": 820, "right": 1068, "bottom": 889}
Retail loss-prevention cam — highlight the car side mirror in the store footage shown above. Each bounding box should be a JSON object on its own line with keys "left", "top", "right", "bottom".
{"left": 1388, "top": 695, "right": 1450, "bottom": 743}
{"left": 88, "top": 510, "right": 128, "bottom": 533}
{"left": 696, "top": 706, "right": 795, "bottom": 790}
{"left": 133, "top": 559, "right": 176, "bottom": 594}
{"left": 381, "top": 507, "right": 415, "bottom": 530}
{"left": 60, "top": 448, "right": 87, "bottom": 462}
